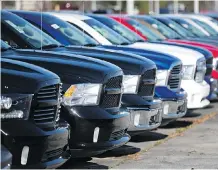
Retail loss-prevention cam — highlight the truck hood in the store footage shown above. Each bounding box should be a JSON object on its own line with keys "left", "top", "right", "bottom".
{"left": 1, "top": 58, "right": 60, "bottom": 93}
{"left": 100, "top": 45, "right": 181, "bottom": 70}
{"left": 187, "top": 37, "right": 218, "bottom": 47}
{"left": 150, "top": 41, "right": 213, "bottom": 60}
{"left": 130, "top": 42, "right": 204, "bottom": 65}
{"left": 1, "top": 49, "right": 123, "bottom": 87}
{"left": 45, "top": 46, "right": 156, "bottom": 75}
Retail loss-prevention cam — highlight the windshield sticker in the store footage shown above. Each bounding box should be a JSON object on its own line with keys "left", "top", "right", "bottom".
{"left": 51, "top": 24, "right": 60, "bottom": 29}
{"left": 5, "top": 20, "right": 25, "bottom": 33}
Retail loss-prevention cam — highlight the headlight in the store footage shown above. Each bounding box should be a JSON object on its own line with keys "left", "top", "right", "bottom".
{"left": 63, "top": 84, "right": 102, "bottom": 106}
{"left": 195, "top": 59, "right": 206, "bottom": 83}
{"left": 156, "top": 70, "right": 168, "bottom": 86}
{"left": 182, "top": 65, "right": 195, "bottom": 80}
{"left": 213, "top": 58, "right": 218, "bottom": 70}
{"left": 195, "top": 72, "right": 205, "bottom": 83}
{"left": 123, "top": 75, "right": 140, "bottom": 94}
{"left": 0, "top": 94, "right": 32, "bottom": 120}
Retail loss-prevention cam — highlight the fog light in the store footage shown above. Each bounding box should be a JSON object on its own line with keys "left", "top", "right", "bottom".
{"left": 21, "top": 146, "right": 29, "bottom": 165}
{"left": 93, "top": 127, "right": 100, "bottom": 143}
{"left": 134, "top": 113, "right": 140, "bottom": 126}
{"left": 163, "top": 104, "right": 169, "bottom": 115}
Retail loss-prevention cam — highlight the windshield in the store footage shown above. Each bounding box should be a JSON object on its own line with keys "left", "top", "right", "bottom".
{"left": 91, "top": 16, "right": 144, "bottom": 43}
{"left": 163, "top": 18, "right": 195, "bottom": 37}
{"left": 172, "top": 18, "right": 207, "bottom": 37}
{"left": 41, "top": 14, "right": 99, "bottom": 46}
{"left": 142, "top": 17, "right": 182, "bottom": 39}
{"left": 84, "top": 18, "right": 130, "bottom": 45}
{"left": 125, "top": 18, "right": 161, "bottom": 41}
{"left": 191, "top": 18, "right": 218, "bottom": 36}
{"left": 1, "top": 11, "right": 61, "bottom": 49}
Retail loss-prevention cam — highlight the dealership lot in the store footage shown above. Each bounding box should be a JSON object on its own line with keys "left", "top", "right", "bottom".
{"left": 61, "top": 102, "right": 218, "bottom": 169}
{"left": 1, "top": 8, "right": 218, "bottom": 168}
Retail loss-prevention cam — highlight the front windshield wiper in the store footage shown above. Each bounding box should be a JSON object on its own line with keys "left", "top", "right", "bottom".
{"left": 134, "top": 39, "right": 146, "bottom": 42}
{"left": 120, "top": 42, "right": 130, "bottom": 45}
{"left": 83, "top": 43, "right": 98, "bottom": 47}
{"left": 41, "top": 44, "right": 60, "bottom": 49}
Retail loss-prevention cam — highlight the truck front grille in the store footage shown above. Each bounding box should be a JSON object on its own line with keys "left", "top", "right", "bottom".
{"left": 138, "top": 69, "right": 156, "bottom": 97}
{"left": 100, "top": 76, "right": 122, "bottom": 108}
{"left": 206, "top": 57, "right": 213, "bottom": 75}
{"left": 31, "top": 84, "right": 61, "bottom": 129}
{"left": 168, "top": 65, "right": 182, "bottom": 90}
{"left": 42, "top": 148, "right": 63, "bottom": 162}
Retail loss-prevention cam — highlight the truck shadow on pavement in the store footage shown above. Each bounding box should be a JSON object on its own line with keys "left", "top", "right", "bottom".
{"left": 130, "top": 131, "right": 168, "bottom": 142}
{"left": 60, "top": 159, "right": 109, "bottom": 169}
{"left": 161, "top": 120, "right": 193, "bottom": 129}
{"left": 96, "top": 145, "right": 141, "bottom": 158}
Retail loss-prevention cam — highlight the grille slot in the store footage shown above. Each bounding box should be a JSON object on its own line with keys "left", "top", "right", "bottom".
{"left": 42, "top": 148, "right": 63, "bottom": 162}
{"left": 104, "top": 76, "right": 122, "bottom": 88}
{"left": 36, "top": 85, "right": 58, "bottom": 101}
{"left": 110, "top": 129, "right": 126, "bottom": 141}
{"left": 138, "top": 84, "right": 154, "bottom": 97}
{"left": 101, "top": 94, "right": 121, "bottom": 108}
{"left": 100, "top": 76, "right": 122, "bottom": 108}
{"left": 142, "top": 69, "right": 156, "bottom": 79}
{"left": 168, "top": 65, "right": 182, "bottom": 90}
{"left": 138, "top": 69, "right": 156, "bottom": 97}
{"left": 33, "top": 106, "right": 56, "bottom": 124}
{"left": 206, "top": 57, "right": 213, "bottom": 75}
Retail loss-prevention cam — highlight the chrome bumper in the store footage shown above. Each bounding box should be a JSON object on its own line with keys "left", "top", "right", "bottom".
{"left": 162, "top": 99, "right": 187, "bottom": 119}
{"left": 126, "top": 105, "right": 162, "bottom": 132}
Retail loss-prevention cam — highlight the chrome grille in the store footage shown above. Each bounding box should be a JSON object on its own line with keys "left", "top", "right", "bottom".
{"left": 138, "top": 69, "right": 156, "bottom": 97}
{"left": 100, "top": 76, "right": 122, "bottom": 108}
{"left": 168, "top": 65, "right": 182, "bottom": 90}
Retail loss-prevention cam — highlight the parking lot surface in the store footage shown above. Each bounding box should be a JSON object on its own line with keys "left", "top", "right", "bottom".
{"left": 61, "top": 103, "right": 218, "bottom": 169}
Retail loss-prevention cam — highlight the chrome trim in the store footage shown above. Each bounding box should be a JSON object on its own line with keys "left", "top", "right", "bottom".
{"left": 162, "top": 99, "right": 187, "bottom": 119}
{"left": 127, "top": 106, "right": 163, "bottom": 132}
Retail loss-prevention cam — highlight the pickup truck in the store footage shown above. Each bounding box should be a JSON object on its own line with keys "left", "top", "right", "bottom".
{"left": 1, "top": 57, "right": 70, "bottom": 168}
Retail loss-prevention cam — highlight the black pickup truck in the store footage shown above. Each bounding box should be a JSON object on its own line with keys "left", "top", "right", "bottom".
{"left": 1, "top": 57, "right": 70, "bottom": 168}
{"left": 1, "top": 39, "right": 130, "bottom": 158}
{"left": 1, "top": 10, "right": 163, "bottom": 137}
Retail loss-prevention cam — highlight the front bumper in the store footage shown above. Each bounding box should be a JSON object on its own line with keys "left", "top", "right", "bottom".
{"left": 155, "top": 87, "right": 187, "bottom": 125}
{"left": 1, "top": 120, "right": 70, "bottom": 169}
{"left": 181, "top": 80, "right": 210, "bottom": 109}
{"left": 162, "top": 100, "right": 187, "bottom": 119}
{"left": 62, "top": 106, "right": 130, "bottom": 158}
{"left": 122, "top": 99, "right": 162, "bottom": 133}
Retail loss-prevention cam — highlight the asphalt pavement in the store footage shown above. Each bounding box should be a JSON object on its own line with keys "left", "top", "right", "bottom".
{"left": 61, "top": 102, "right": 218, "bottom": 169}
